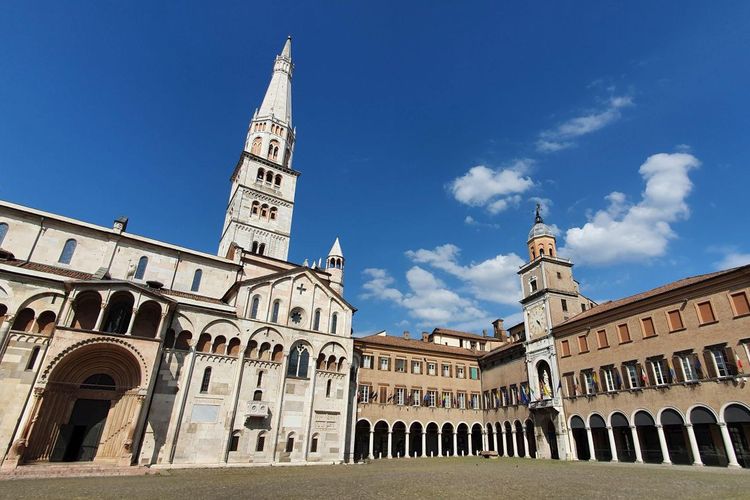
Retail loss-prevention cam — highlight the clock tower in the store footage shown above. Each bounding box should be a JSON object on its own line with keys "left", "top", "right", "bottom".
{"left": 519, "top": 205, "right": 591, "bottom": 460}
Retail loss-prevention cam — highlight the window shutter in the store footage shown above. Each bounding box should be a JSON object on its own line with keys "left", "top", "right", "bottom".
{"left": 691, "top": 353, "right": 704, "bottom": 379}
{"left": 703, "top": 351, "right": 717, "bottom": 378}
{"left": 620, "top": 366, "right": 629, "bottom": 389}
{"left": 664, "top": 359, "right": 674, "bottom": 384}
{"left": 635, "top": 362, "right": 645, "bottom": 387}
{"left": 724, "top": 347, "right": 738, "bottom": 376}
{"left": 579, "top": 373, "right": 587, "bottom": 394}
{"left": 672, "top": 355, "right": 683, "bottom": 383}
{"left": 646, "top": 362, "right": 656, "bottom": 386}
{"left": 599, "top": 369, "right": 607, "bottom": 391}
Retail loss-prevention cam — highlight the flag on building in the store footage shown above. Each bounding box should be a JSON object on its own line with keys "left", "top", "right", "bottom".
{"left": 735, "top": 350, "right": 744, "bottom": 372}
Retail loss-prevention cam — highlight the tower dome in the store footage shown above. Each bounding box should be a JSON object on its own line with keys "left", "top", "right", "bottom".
{"left": 526, "top": 204, "right": 557, "bottom": 261}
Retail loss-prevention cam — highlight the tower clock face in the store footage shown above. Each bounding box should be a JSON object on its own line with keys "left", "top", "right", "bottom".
{"left": 527, "top": 304, "right": 546, "bottom": 339}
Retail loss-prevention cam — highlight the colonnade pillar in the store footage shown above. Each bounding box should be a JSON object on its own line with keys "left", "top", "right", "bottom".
{"left": 685, "top": 424, "right": 703, "bottom": 466}
{"left": 606, "top": 426, "right": 618, "bottom": 462}
{"left": 719, "top": 422, "right": 741, "bottom": 468}
{"left": 655, "top": 425, "right": 671, "bottom": 465}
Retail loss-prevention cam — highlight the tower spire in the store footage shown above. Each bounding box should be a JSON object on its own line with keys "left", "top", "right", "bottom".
{"left": 257, "top": 37, "right": 293, "bottom": 127}
{"left": 534, "top": 203, "right": 543, "bottom": 224}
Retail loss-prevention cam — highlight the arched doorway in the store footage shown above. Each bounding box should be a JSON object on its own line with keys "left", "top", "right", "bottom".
{"left": 353, "top": 420, "right": 370, "bottom": 461}
{"left": 495, "top": 423, "right": 504, "bottom": 456}
{"left": 23, "top": 342, "right": 143, "bottom": 464}
{"left": 373, "top": 421, "right": 389, "bottom": 459}
{"left": 661, "top": 409, "right": 691, "bottom": 465}
{"left": 101, "top": 292, "right": 134, "bottom": 334}
{"left": 409, "top": 422, "right": 423, "bottom": 457}
{"left": 589, "top": 414, "right": 611, "bottom": 461}
{"left": 456, "top": 423, "right": 469, "bottom": 456}
{"left": 442, "top": 423, "right": 454, "bottom": 456}
{"left": 514, "top": 421, "right": 525, "bottom": 457}
{"left": 725, "top": 404, "right": 750, "bottom": 468}
{"left": 611, "top": 412, "right": 635, "bottom": 462}
{"left": 525, "top": 420, "right": 536, "bottom": 458}
{"left": 634, "top": 411, "right": 662, "bottom": 464}
{"left": 504, "top": 422, "right": 514, "bottom": 456}
{"left": 691, "top": 406, "right": 727, "bottom": 467}
{"left": 392, "top": 422, "right": 406, "bottom": 458}
{"left": 486, "top": 423, "right": 495, "bottom": 452}
{"left": 471, "top": 424, "right": 483, "bottom": 455}
{"left": 570, "top": 416, "right": 589, "bottom": 460}
{"left": 425, "top": 423, "right": 439, "bottom": 457}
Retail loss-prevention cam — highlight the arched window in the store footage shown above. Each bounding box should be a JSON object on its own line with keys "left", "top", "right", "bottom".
{"left": 251, "top": 242, "right": 259, "bottom": 254}
{"left": 326, "top": 379, "right": 332, "bottom": 398}
{"left": 256, "top": 168, "right": 265, "bottom": 181}
{"left": 257, "top": 370, "right": 264, "bottom": 386}
{"left": 330, "top": 313, "right": 338, "bottom": 334}
{"left": 256, "top": 432, "right": 266, "bottom": 452}
{"left": 251, "top": 137, "right": 262, "bottom": 155}
{"left": 135, "top": 256, "right": 148, "bottom": 280}
{"left": 260, "top": 204, "right": 269, "bottom": 218}
{"left": 287, "top": 344, "right": 309, "bottom": 378}
{"left": 269, "top": 207, "right": 277, "bottom": 220}
{"left": 258, "top": 243, "right": 266, "bottom": 255}
{"left": 539, "top": 248, "right": 545, "bottom": 256}
{"left": 285, "top": 433, "right": 294, "bottom": 453}
{"left": 251, "top": 201, "right": 260, "bottom": 215}
{"left": 0, "top": 222, "right": 7, "bottom": 246}
{"left": 268, "top": 141, "right": 280, "bottom": 161}
{"left": 200, "top": 367, "right": 211, "bottom": 393}
{"left": 229, "top": 431, "right": 240, "bottom": 452}
{"left": 265, "top": 171, "right": 274, "bottom": 183}
{"left": 26, "top": 346, "right": 41, "bottom": 371}
{"left": 250, "top": 295, "right": 260, "bottom": 319}
{"left": 274, "top": 174, "right": 282, "bottom": 187}
{"left": 310, "top": 434, "right": 319, "bottom": 453}
{"left": 191, "top": 269, "right": 202, "bottom": 292}
{"left": 271, "top": 300, "right": 280, "bottom": 322}
{"left": 313, "top": 309, "right": 321, "bottom": 331}
{"left": 253, "top": 389, "right": 263, "bottom": 401}
{"left": 58, "top": 239, "right": 77, "bottom": 264}
{"left": 549, "top": 246, "right": 554, "bottom": 257}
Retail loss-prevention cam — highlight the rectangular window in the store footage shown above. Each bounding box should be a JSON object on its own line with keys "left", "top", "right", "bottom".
{"left": 603, "top": 367, "right": 616, "bottom": 392}
{"left": 508, "top": 385, "right": 517, "bottom": 405}
{"left": 581, "top": 303, "right": 587, "bottom": 312}
{"left": 379, "top": 357, "right": 390, "bottom": 371}
{"left": 395, "top": 387, "right": 406, "bottom": 406}
{"left": 730, "top": 292, "right": 750, "bottom": 317}
{"left": 395, "top": 358, "right": 406, "bottom": 373}
{"left": 696, "top": 301, "right": 716, "bottom": 325}
{"left": 379, "top": 386, "right": 388, "bottom": 403}
{"left": 625, "top": 364, "right": 640, "bottom": 389}
{"left": 362, "top": 355, "right": 373, "bottom": 369}
{"left": 412, "top": 389, "right": 421, "bottom": 406}
{"left": 530, "top": 279, "right": 538, "bottom": 293}
{"left": 561, "top": 299, "right": 568, "bottom": 312}
{"left": 457, "top": 392, "right": 466, "bottom": 409}
{"left": 678, "top": 354, "right": 698, "bottom": 382}
{"left": 442, "top": 364, "right": 451, "bottom": 377}
{"left": 358, "top": 385, "right": 370, "bottom": 403}
{"left": 491, "top": 389, "right": 499, "bottom": 408}
{"left": 617, "top": 323, "right": 631, "bottom": 344}
{"left": 641, "top": 317, "right": 656, "bottom": 338}
{"left": 427, "top": 390, "right": 437, "bottom": 407}
{"left": 256, "top": 434, "right": 265, "bottom": 452}
{"left": 651, "top": 359, "right": 667, "bottom": 386}
{"left": 469, "top": 367, "right": 479, "bottom": 380}
{"left": 411, "top": 360, "right": 422, "bottom": 374}
{"left": 427, "top": 362, "right": 437, "bottom": 376}
{"left": 470, "top": 393, "right": 480, "bottom": 409}
{"left": 711, "top": 349, "right": 730, "bottom": 378}
{"left": 577, "top": 335, "right": 589, "bottom": 353}
{"left": 583, "top": 371, "right": 595, "bottom": 395}
{"left": 564, "top": 374, "right": 575, "bottom": 397}
{"left": 443, "top": 391, "right": 452, "bottom": 409}
{"left": 457, "top": 366, "right": 465, "bottom": 378}
{"left": 596, "top": 329, "right": 609, "bottom": 349}
{"left": 560, "top": 339, "right": 571, "bottom": 357}
{"left": 667, "top": 309, "right": 684, "bottom": 331}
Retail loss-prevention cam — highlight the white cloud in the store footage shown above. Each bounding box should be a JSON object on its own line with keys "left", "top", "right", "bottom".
{"left": 464, "top": 216, "right": 500, "bottom": 229}
{"left": 715, "top": 252, "right": 750, "bottom": 270}
{"left": 405, "top": 244, "right": 524, "bottom": 305}
{"left": 537, "top": 95, "right": 634, "bottom": 153}
{"left": 361, "top": 268, "right": 403, "bottom": 302}
{"left": 449, "top": 159, "right": 534, "bottom": 214}
{"left": 562, "top": 152, "right": 700, "bottom": 265}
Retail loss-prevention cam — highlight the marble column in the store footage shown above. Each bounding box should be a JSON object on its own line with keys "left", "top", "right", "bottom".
{"left": 421, "top": 431, "right": 426, "bottom": 458}
{"left": 388, "top": 431, "right": 393, "bottom": 458}
{"left": 606, "top": 426, "right": 619, "bottom": 462}
{"left": 453, "top": 432, "right": 458, "bottom": 457}
{"left": 437, "top": 432, "right": 443, "bottom": 457}
{"left": 522, "top": 426, "right": 530, "bottom": 458}
{"left": 405, "top": 431, "right": 410, "bottom": 458}
{"left": 655, "top": 425, "right": 672, "bottom": 465}
{"left": 585, "top": 427, "right": 596, "bottom": 461}
{"left": 719, "top": 422, "right": 741, "bottom": 468}
{"left": 685, "top": 424, "right": 703, "bottom": 466}
{"left": 630, "top": 426, "right": 643, "bottom": 463}
{"left": 512, "top": 430, "right": 519, "bottom": 457}
{"left": 368, "top": 430, "right": 374, "bottom": 459}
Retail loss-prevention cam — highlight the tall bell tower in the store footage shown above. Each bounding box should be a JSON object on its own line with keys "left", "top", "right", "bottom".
{"left": 219, "top": 37, "right": 299, "bottom": 260}
{"left": 518, "top": 205, "right": 588, "bottom": 460}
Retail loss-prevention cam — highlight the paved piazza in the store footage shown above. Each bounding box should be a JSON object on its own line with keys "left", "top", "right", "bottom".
{"left": 1, "top": 458, "right": 748, "bottom": 499}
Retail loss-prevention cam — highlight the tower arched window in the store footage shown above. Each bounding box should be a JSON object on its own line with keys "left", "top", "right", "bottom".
{"left": 256, "top": 370, "right": 264, "bottom": 386}
{"left": 539, "top": 247, "right": 545, "bottom": 256}
{"left": 326, "top": 379, "right": 332, "bottom": 398}
{"left": 200, "top": 367, "right": 211, "bottom": 393}
{"left": 274, "top": 174, "right": 282, "bottom": 187}
{"left": 253, "top": 389, "right": 263, "bottom": 401}
{"left": 271, "top": 300, "right": 280, "bottom": 323}
{"left": 287, "top": 344, "right": 309, "bottom": 378}
{"left": 251, "top": 201, "right": 260, "bottom": 215}
{"left": 313, "top": 309, "right": 321, "bottom": 331}
{"left": 265, "top": 171, "right": 274, "bottom": 183}
{"left": 260, "top": 204, "right": 269, "bottom": 218}
{"left": 269, "top": 207, "right": 277, "bottom": 220}
{"left": 251, "top": 137, "right": 262, "bottom": 155}
{"left": 135, "top": 256, "right": 148, "bottom": 280}
{"left": 58, "top": 239, "right": 77, "bottom": 264}
{"left": 330, "top": 313, "right": 338, "bottom": 334}
{"left": 0, "top": 222, "right": 9, "bottom": 246}
{"left": 191, "top": 269, "right": 202, "bottom": 292}
{"left": 258, "top": 243, "right": 266, "bottom": 255}
{"left": 251, "top": 242, "right": 259, "bottom": 254}
{"left": 250, "top": 295, "right": 260, "bottom": 319}
{"left": 256, "top": 168, "right": 265, "bottom": 181}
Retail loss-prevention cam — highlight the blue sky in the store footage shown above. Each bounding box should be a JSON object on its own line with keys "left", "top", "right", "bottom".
{"left": 1, "top": 2, "right": 749, "bottom": 336}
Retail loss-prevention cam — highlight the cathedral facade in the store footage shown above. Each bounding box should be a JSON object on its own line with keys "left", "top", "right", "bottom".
{"left": 0, "top": 38, "right": 357, "bottom": 469}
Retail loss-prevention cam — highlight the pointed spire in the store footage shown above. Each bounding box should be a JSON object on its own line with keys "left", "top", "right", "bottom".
{"left": 534, "top": 203, "right": 544, "bottom": 224}
{"left": 302, "top": 258, "right": 309, "bottom": 267}
{"left": 257, "top": 37, "right": 293, "bottom": 126}
{"left": 281, "top": 36, "right": 292, "bottom": 59}
{"left": 328, "top": 237, "right": 343, "bottom": 258}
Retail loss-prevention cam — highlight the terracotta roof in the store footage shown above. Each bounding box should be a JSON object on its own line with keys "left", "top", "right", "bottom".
{"left": 480, "top": 339, "right": 525, "bottom": 361}
{"left": 556, "top": 265, "right": 749, "bottom": 329}
{"left": 355, "top": 333, "right": 482, "bottom": 358}
{"left": 2, "top": 259, "right": 93, "bottom": 280}
{"left": 430, "top": 327, "right": 492, "bottom": 341}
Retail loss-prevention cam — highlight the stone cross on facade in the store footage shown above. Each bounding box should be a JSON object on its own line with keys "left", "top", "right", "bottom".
{"left": 296, "top": 284, "right": 307, "bottom": 295}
